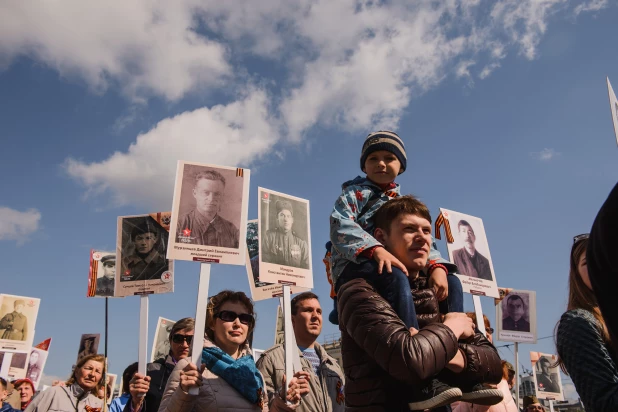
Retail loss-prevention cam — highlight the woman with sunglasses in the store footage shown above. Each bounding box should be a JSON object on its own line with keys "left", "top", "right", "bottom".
{"left": 25, "top": 354, "right": 105, "bottom": 412}
{"left": 127, "top": 318, "right": 195, "bottom": 412}
{"left": 555, "top": 230, "right": 618, "bottom": 411}
{"left": 159, "top": 290, "right": 308, "bottom": 412}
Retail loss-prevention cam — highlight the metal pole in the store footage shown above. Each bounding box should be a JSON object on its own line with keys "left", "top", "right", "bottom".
{"left": 515, "top": 342, "right": 520, "bottom": 410}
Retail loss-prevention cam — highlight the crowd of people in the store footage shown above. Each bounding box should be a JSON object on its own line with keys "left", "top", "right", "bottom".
{"left": 1, "top": 131, "right": 617, "bottom": 412}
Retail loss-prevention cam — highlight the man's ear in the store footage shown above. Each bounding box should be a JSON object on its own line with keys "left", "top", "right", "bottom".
{"left": 374, "top": 227, "right": 387, "bottom": 244}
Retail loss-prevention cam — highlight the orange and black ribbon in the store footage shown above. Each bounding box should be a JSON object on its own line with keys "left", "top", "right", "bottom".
{"left": 434, "top": 212, "right": 454, "bottom": 243}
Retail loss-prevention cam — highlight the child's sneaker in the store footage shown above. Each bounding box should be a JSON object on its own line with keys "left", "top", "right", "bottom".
{"left": 408, "top": 379, "right": 462, "bottom": 411}
{"left": 460, "top": 384, "right": 503, "bottom": 405}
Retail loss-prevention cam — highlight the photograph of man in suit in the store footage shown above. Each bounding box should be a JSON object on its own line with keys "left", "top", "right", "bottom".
{"left": 502, "top": 294, "right": 531, "bottom": 332}
{"left": 452, "top": 220, "right": 492, "bottom": 281}
{"left": 536, "top": 357, "right": 560, "bottom": 393}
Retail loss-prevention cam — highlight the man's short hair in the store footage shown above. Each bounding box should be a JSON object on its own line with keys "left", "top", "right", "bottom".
{"left": 194, "top": 170, "right": 226, "bottom": 187}
{"left": 373, "top": 195, "right": 432, "bottom": 234}
{"left": 458, "top": 220, "right": 474, "bottom": 233}
{"left": 169, "top": 317, "right": 195, "bottom": 344}
{"left": 0, "top": 377, "right": 7, "bottom": 390}
{"left": 291, "top": 292, "right": 319, "bottom": 315}
{"left": 539, "top": 357, "right": 551, "bottom": 366}
{"left": 507, "top": 294, "right": 525, "bottom": 309}
{"left": 130, "top": 220, "right": 159, "bottom": 241}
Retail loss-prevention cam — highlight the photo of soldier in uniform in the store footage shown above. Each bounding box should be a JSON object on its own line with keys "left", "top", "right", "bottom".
{"left": 150, "top": 317, "right": 176, "bottom": 362}
{"left": 168, "top": 162, "right": 250, "bottom": 265}
{"left": 175, "top": 165, "right": 241, "bottom": 248}
{"left": 502, "top": 293, "right": 531, "bottom": 332}
{"left": 104, "top": 374, "right": 117, "bottom": 404}
{"left": 260, "top": 194, "right": 310, "bottom": 269}
{"left": 26, "top": 348, "right": 48, "bottom": 389}
{"left": 0, "top": 294, "right": 40, "bottom": 352}
{"left": 76, "top": 334, "right": 100, "bottom": 363}
{"left": 88, "top": 250, "right": 115, "bottom": 298}
{"left": 532, "top": 353, "right": 563, "bottom": 399}
{"left": 120, "top": 215, "right": 171, "bottom": 282}
{"left": 116, "top": 213, "right": 174, "bottom": 297}
{"left": 245, "top": 220, "right": 306, "bottom": 301}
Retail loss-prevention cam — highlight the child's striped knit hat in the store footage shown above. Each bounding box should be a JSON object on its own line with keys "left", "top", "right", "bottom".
{"left": 360, "top": 130, "right": 407, "bottom": 174}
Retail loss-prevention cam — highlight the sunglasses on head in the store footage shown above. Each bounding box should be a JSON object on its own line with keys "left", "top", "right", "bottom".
{"left": 214, "top": 310, "right": 255, "bottom": 325}
{"left": 171, "top": 334, "right": 193, "bottom": 344}
{"left": 573, "top": 233, "right": 589, "bottom": 244}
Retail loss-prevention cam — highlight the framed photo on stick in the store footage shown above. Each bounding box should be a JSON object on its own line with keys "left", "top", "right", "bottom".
{"left": 167, "top": 161, "right": 250, "bottom": 265}
{"left": 438, "top": 208, "right": 499, "bottom": 298}
{"left": 495, "top": 288, "right": 537, "bottom": 343}
{"left": 116, "top": 212, "right": 174, "bottom": 297}
{"left": 0, "top": 351, "right": 28, "bottom": 379}
{"left": 246, "top": 220, "right": 307, "bottom": 301}
{"left": 26, "top": 347, "right": 49, "bottom": 389}
{"left": 87, "top": 250, "right": 117, "bottom": 298}
{"left": 258, "top": 188, "right": 313, "bottom": 289}
{"left": 0, "top": 294, "right": 40, "bottom": 352}
{"left": 151, "top": 317, "right": 176, "bottom": 362}
{"left": 530, "top": 352, "right": 564, "bottom": 400}
{"left": 76, "top": 333, "right": 100, "bottom": 364}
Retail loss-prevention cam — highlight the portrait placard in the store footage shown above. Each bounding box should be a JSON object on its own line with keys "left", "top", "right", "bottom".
{"left": 495, "top": 288, "right": 537, "bottom": 343}
{"left": 0, "top": 351, "right": 29, "bottom": 379}
{"left": 105, "top": 373, "right": 117, "bottom": 404}
{"left": 258, "top": 188, "right": 313, "bottom": 289}
{"left": 439, "top": 209, "right": 499, "bottom": 298}
{"left": 530, "top": 352, "right": 564, "bottom": 400}
{"left": 167, "top": 161, "right": 250, "bottom": 265}
{"left": 88, "top": 250, "right": 117, "bottom": 298}
{"left": 275, "top": 304, "right": 284, "bottom": 345}
{"left": 26, "top": 347, "right": 48, "bottom": 389}
{"left": 151, "top": 317, "right": 176, "bottom": 362}
{"left": 116, "top": 213, "right": 174, "bottom": 297}
{"left": 246, "top": 220, "right": 307, "bottom": 301}
{"left": 0, "top": 294, "right": 40, "bottom": 352}
{"left": 76, "top": 333, "right": 100, "bottom": 364}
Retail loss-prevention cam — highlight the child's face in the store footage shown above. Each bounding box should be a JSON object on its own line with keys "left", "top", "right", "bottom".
{"left": 364, "top": 150, "right": 401, "bottom": 184}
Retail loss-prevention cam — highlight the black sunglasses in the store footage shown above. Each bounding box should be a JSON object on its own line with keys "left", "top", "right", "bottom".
{"left": 214, "top": 310, "right": 255, "bottom": 325}
{"left": 486, "top": 327, "right": 494, "bottom": 334}
{"left": 573, "top": 233, "right": 589, "bottom": 244}
{"left": 171, "top": 334, "right": 193, "bottom": 344}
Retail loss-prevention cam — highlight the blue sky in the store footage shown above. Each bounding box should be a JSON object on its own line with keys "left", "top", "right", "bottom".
{"left": 1, "top": 0, "right": 616, "bottom": 399}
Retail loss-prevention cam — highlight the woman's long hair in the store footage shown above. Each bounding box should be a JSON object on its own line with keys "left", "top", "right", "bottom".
{"left": 66, "top": 354, "right": 106, "bottom": 396}
{"left": 556, "top": 239, "right": 611, "bottom": 373}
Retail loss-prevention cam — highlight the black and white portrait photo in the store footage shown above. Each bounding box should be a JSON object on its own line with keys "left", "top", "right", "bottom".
{"left": 88, "top": 251, "right": 116, "bottom": 298}
{"left": 0, "top": 294, "right": 40, "bottom": 351}
{"left": 258, "top": 188, "right": 313, "bottom": 289}
{"left": 496, "top": 288, "right": 537, "bottom": 343}
{"left": 151, "top": 317, "right": 176, "bottom": 362}
{"left": 440, "top": 208, "right": 499, "bottom": 298}
{"left": 76, "top": 333, "right": 100, "bottom": 363}
{"left": 116, "top": 213, "right": 174, "bottom": 297}
{"left": 0, "top": 351, "right": 28, "bottom": 379}
{"left": 26, "top": 348, "right": 48, "bottom": 388}
{"left": 168, "top": 161, "right": 250, "bottom": 265}
{"left": 531, "top": 352, "right": 563, "bottom": 399}
{"left": 245, "top": 220, "right": 306, "bottom": 301}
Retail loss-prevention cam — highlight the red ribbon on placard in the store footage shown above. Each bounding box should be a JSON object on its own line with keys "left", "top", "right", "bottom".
{"left": 435, "top": 212, "right": 454, "bottom": 243}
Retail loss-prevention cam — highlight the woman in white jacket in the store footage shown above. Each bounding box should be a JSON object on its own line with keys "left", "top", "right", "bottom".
{"left": 25, "top": 354, "right": 105, "bottom": 412}
{"left": 158, "top": 290, "right": 309, "bottom": 412}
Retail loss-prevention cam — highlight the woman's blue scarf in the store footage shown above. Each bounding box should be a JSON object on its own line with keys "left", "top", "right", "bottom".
{"left": 201, "top": 346, "right": 264, "bottom": 406}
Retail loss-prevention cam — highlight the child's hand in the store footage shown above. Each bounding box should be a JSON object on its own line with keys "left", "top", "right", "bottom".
{"left": 428, "top": 267, "right": 448, "bottom": 301}
{"left": 373, "top": 247, "right": 408, "bottom": 276}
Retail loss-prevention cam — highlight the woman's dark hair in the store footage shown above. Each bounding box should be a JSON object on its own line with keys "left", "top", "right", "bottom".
{"left": 556, "top": 238, "right": 611, "bottom": 373}
{"left": 121, "top": 362, "right": 138, "bottom": 394}
{"left": 168, "top": 318, "right": 195, "bottom": 345}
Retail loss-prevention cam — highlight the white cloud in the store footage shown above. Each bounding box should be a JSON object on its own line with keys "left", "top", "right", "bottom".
{"left": 0, "top": 1, "right": 230, "bottom": 101}
{"left": 531, "top": 148, "right": 561, "bottom": 161}
{"left": 0, "top": 207, "right": 41, "bottom": 242}
{"left": 574, "top": 0, "right": 609, "bottom": 16}
{"left": 65, "top": 89, "right": 277, "bottom": 209}
{"left": 1, "top": 0, "right": 601, "bottom": 206}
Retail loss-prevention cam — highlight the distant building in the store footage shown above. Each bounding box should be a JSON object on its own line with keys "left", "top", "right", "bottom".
{"left": 519, "top": 375, "right": 536, "bottom": 398}
{"left": 322, "top": 333, "right": 342, "bottom": 366}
